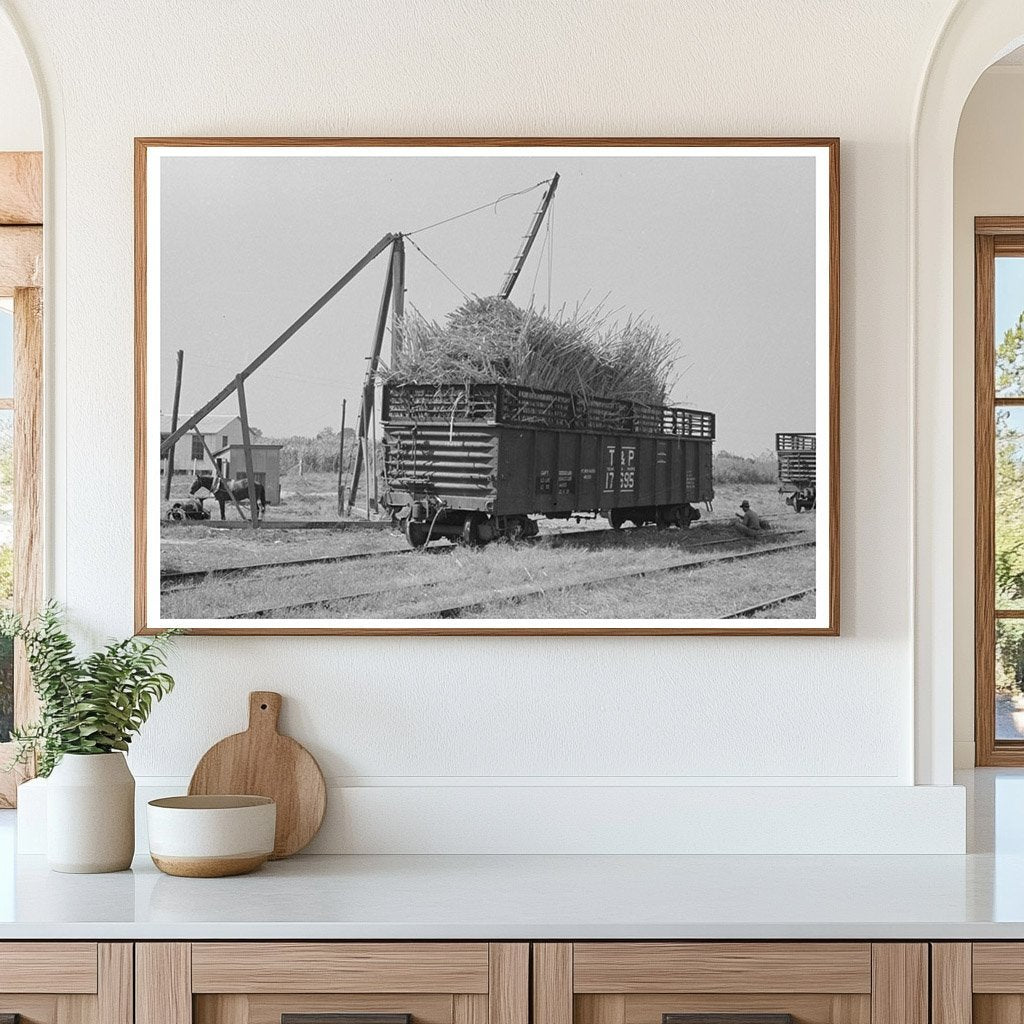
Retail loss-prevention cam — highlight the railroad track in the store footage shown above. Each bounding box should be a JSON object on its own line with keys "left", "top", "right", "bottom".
{"left": 160, "top": 525, "right": 813, "bottom": 591}
{"left": 221, "top": 537, "right": 816, "bottom": 620}
{"left": 723, "top": 588, "right": 815, "bottom": 619}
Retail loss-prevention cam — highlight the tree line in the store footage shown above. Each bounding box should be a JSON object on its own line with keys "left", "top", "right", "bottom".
{"left": 251, "top": 425, "right": 360, "bottom": 476}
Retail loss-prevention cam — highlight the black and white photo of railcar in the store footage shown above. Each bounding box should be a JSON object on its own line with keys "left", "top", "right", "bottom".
{"left": 138, "top": 140, "right": 837, "bottom": 635}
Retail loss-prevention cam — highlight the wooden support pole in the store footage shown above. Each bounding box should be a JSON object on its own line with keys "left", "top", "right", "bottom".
{"left": 161, "top": 232, "right": 398, "bottom": 456}
{"left": 336, "top": 397, "right": 347, "bottom": 517}
{"left": 346, "top": 244, "right": 395, "bottom": 514}
{"left": 164, "top": 349, "right": 184, "bottom": 499}
{"left": 391, "top": 235, "right": 405, "bottom": 363}
{"left": 193, "top": 425, "right": 247, "bottom": 521}
{"left": 235, "top": 375, "right": 260, "bottom": 530}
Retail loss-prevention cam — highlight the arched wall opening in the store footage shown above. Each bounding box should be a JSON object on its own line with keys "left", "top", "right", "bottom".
{"left": 914, "top": 1, "right": 1024, "bottom": 784}
{"left": 951, "top": 47, "right": 1024, "bottom": 767}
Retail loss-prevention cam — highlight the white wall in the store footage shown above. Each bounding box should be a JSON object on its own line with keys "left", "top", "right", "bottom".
{"left": 0, "top": 12, "right": 38, "bottom": 152}
{"left": 0, "top": 0, "right": 972, "bottom": 852}
{"left": 952, "top": 66, "right": 1024, "bottom": 767}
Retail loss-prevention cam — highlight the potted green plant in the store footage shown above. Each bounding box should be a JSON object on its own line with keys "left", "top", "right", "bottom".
{"left": 2, "top": 603, "right": 178, "bottom": 873}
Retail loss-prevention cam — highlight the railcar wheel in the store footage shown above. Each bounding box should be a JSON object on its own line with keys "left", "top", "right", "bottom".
{"left": 609, "top": 509, "right": 626, "bottom": 531}
{"left": 655, "top": 506, "right": 674, "bottom": 531}
{"left": 404, "top": 520, "right": 429, "bottom": 549}
{"left": 167, "top": 505, "right": 185, "bottom": 522}
{"left": 504, "top": 516, "right": 527, "bottom": 542}
{"left": 460, "top": 513, "right": 486, "bottom": 547}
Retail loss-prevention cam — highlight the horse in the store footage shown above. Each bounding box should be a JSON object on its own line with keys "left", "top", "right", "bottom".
{"left": 190, "top": 472, "right": 266, "bottom": 521}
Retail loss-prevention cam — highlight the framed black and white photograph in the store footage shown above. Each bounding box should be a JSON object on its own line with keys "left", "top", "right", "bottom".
{"left": 135, "top": 137, "right": 839, "bottom": 636}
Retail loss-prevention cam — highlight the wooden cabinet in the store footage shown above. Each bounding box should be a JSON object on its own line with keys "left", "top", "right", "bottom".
{"left": 0, "top": 938, "right": 954, "bottom": 1024}
{"left": 532, "top": 944, "right": 928, "bottom": 1024}
{"left": 932, "top": 943, "right": 1024, "bottom": 1024}
{"left": 136, "top": 944, "right": 528, "bottom": 1024}
{"left": 0, "top": 942, "right": 132, "bottom": 1024}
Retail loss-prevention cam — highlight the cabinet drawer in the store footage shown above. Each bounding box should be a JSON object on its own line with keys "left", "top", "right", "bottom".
{"left": 534, "top": 944, "right": 926, "bottom": 1024}
{"left": 139, "top": 943, "right": 528, "bottom": 1024}
{"left": 0, "top": 943, "right": 130, "bottom": 1024}
{"left": 0, "top": 943, "right": 98, "bottom": 994}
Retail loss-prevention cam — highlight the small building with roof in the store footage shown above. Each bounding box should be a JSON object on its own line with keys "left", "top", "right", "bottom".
{"left": 213, "top": 442, "right": 284, "bottom": 505}
{"left": 160, "top": 412, "right": 244, "bottom": 479}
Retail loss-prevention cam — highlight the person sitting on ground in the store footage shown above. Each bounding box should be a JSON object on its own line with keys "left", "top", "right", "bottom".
{"left": 734, "top": 499, "right": 765, "bottom": 538}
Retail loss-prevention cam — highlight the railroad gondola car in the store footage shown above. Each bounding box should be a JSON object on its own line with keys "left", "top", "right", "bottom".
{"left": 776, "top": 432, "right": 816, "bottom": 511}
{"left": 381, "top": 382, "right": 715, "bottom": 547}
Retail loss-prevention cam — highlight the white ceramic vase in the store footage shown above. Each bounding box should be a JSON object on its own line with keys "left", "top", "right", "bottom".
{"left": 46, "top": 752, "right": 135, "bottom": 873}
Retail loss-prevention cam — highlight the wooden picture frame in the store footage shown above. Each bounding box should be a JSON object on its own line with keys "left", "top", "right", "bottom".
{"left": 135, "top": 137, "right": 839, "bottom": 636}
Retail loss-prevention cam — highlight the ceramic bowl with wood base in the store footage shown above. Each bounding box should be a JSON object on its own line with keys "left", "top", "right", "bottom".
{"left": 147, "top": 795, "right": 276, "bottom": 877}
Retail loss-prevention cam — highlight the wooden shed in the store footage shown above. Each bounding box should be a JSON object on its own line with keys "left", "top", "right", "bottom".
{"left": 213, "top": 442, "right": 283, "bottom": 505}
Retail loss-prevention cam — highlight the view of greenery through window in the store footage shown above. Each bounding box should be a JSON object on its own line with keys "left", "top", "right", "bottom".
{"left": 0, "top": 308, "right": 13, "bottom": 742}
{"left": 994, "top": 260, "right": 1024, "bottom": 739}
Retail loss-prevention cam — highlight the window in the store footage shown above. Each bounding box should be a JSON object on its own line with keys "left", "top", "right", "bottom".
{"left": 975, "top": 220, "right": 1024, "bottom": 764}
{"left": 192, "top": 434, "right": 205, "bottom": 461}
{"left": 0, "top": 288, "right": 43, "bottom": 806}
{"left": 0, "top": 309, "right": 12, "bottom": 745}
{"left": 0, "top": 150, "right": 44, "bottom": 807}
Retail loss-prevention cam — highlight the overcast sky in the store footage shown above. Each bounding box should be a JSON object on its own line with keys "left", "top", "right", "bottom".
{"left": 159, "top": 150, "right": 817, "bottom": 457}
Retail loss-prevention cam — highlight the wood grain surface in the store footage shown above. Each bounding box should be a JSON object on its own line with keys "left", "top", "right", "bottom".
{"left": 191, "top": 942, "right": 489, "bottom": 994}
{"left": 869, "top": 945, "right": 927, "bottom": 1024}
{"left": 573, "top": 943, "right": 871, "bottom": 994}
{"left": 0, "top": 153, "right": 42, "bottom": 225}
{"left": 0, "top": 225, "right": 41, "bottom": 295}
{"left": 0, "top": 942, "right": 97, "bottom": 994}
{"left": 489, "top": 943, "right": 529, "bottom": 1024}
{"left": 534, "top": 944, "right": 573, "bottom": 1024}
{"left": 930, "top": 944, "right": 971, "bottom": 1024}
{"left": 624, "top": 995, "right": 868, "bottom": 1024}
{"left": 136, "top": 943, "right": 191, "bottom": 1024}
{"left": 188, "top": 691, "right": 326, "bottom": 858}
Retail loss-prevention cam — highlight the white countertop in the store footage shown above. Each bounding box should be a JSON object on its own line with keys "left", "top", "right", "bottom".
{"left": 0, "top": 849, "right": 1022, "bottom": 940}
{"left": 1, "top": 769, "right": 1022, "bottom": 941}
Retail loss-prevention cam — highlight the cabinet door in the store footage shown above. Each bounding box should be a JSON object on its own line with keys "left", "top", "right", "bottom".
{"left": 137, "top": 943, "right": 528, "bottom": 1024}
{"left": 533, "top": 944, "right": 927, "bottom": 1024}
{"left": 939, "top": 943, "right": 1024, "bottom": 1024}
{"left": 0, "top": 942, "right": 131, "bottom": 1024}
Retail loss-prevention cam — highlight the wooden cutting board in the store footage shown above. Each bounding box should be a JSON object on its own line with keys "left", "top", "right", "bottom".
{"left": 188, "top": 691, "right": 326, "bottom": 859}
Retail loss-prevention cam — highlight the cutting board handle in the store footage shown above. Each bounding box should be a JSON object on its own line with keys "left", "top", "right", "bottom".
{"left": 248, "top": 691, "right": 282, "bottom": 734}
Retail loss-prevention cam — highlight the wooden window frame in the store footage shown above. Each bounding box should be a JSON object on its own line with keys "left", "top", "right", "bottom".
{"left": 0, "top": 151, "right": 44, "bottom": 806}
{"left": 974, "top": 217, "right": 1024, "bottom": 764}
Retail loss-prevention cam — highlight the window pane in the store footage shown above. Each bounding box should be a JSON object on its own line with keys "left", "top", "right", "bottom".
{"left": 996, "top": 257, "right": 1024, "bottom": 397}
{"left": 0, "top": 307, "right": 12, "bottom": 399}
{"left": 997, "top": 407, "right": 1024, "bottom": 608}
{"left": 998, "top": 620, "right": 1024, "bottom": 740}
{"left": 0, "top": 409, "right": 11, "bottom": 742}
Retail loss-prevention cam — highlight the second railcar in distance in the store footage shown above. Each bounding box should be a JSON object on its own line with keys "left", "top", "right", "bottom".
{"left": 776, "top": 431, "right": 816, "bottom": 511}
{"left": 381, "top": 382, "right": 715, "bottom": 546}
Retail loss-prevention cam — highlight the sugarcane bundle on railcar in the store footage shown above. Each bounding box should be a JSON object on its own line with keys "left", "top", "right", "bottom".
{"left": 380, "top": 297, "right": 715, "bottom": 547}
{"left": 776, "top": 431, "right": 816, "bottom": 511}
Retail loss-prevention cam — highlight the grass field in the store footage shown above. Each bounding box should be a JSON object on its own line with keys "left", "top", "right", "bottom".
{"left": 159, "top": 475, "right": 817, "bottom": 622}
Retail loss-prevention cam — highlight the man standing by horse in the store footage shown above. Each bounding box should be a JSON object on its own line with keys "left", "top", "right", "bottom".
{"left": 190, "top": 471, "right": 266, "bottom": 521}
